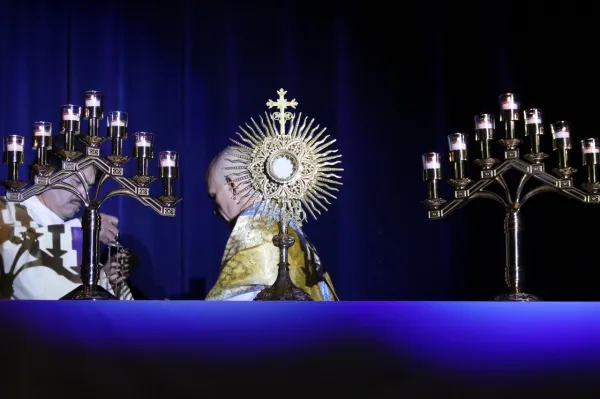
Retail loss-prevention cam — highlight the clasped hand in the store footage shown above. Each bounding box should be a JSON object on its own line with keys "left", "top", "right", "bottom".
{"left": 104, "top": 249, "right": 135, "bottom": 286}
{"left": 98, "top": 213, "right": 134, "bottom": 286}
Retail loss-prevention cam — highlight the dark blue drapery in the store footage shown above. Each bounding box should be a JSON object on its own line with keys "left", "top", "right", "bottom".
{"left": 1, "top": 0, "right": 598, "bottom": 300}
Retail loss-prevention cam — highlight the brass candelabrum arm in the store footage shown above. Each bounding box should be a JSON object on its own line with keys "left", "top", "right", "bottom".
{"left": 98, "top": 186, "right": 176, "bottom": 216}
{"left": 425, "top": 158, "right": 600, "bottom": 220}
{"left": 6, "top": 152, "right": 178, "bottom": 217}
{"left": 423, "top": 164, "right": 511, "bottom": 219}
{"left": 6, "top": 167, "right": 87, "bottom": 203}
{"left": 92, "top": 155, "right": 179, "bottom": 215}
{"left": 508, "top": 158, "right": 592, "bottom": 207}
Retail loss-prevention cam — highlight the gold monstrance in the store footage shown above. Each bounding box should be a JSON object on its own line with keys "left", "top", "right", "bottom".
{"left": 223, "top": 89, "right": 343, "bottom": 301}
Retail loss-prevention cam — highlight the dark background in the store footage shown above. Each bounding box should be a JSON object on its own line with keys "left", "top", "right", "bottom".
{"left": 0, "top": 0, "right": 597, "bottom": 300}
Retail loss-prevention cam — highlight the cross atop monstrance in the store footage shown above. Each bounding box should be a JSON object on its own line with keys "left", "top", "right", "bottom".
{"left": 266, "top": 88, "right": 298, "bottom": 134}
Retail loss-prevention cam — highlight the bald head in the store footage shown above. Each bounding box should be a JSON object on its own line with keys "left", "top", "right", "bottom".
{"left": 206, "top": 147, "right": 235, "bottom": 184}
{"left": 206, "top": 147, "right": 247, "bottom": 223}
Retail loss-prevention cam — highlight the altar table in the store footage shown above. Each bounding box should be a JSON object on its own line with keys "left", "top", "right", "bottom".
{"left": 1, "top": 301, "right": 600, "bottom": 397}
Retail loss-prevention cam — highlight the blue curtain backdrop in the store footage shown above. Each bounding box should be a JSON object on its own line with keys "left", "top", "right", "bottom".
{"left": 0, "top": 0, "right": 598, "bottom": 300}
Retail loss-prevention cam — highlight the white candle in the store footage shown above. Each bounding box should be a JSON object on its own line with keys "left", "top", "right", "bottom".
{"left": 136, "top": 139, "right": 151, "bottom": 147}
{"left": 450, "top": 142, "right": 467, "bottom": 150}
{"left": 160, "top": 158, "right": 176, "bottom": 167}
{"left": 7, "top": 143, "right": 23, "bottom": 152}
{"left": 554, "top": 132, "right": 570, "bottom": 139}
{"left": 425, "top": 161, "right": 441, "bottom": 169}
{"left": 63, "top": 111, "right": 79, "bottom": 121}
{"left": 502, "top": 101, "right": 518, "bottom": 110}
{"left": 583, "top": 147, "right": 599, "bottom": 154}
{"left": 86, "top": 97, "right": 100, "bottom": 107}
{"left": 526, "top": 118, "right": 542, "bottom": 124}
{"left": 477, "top": 122, "right": 493, "bottom": 129}
{"left": 110, "top": 120, "right": 126, "bottom": 127}
{"left": 34, "top": 129, "right": 51, "bottom": 136}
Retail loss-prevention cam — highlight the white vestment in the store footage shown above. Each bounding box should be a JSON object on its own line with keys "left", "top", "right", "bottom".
{"left": 0, "top": 196, "right": 133, "bottom": 300}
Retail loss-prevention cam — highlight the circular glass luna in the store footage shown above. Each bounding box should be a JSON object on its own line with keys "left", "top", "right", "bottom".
{"left": 267, "top": 151, "right": 299, "bottom": 183}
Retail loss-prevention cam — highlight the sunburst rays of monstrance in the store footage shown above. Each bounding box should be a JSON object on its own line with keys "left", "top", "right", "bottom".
{"left": 223, "top": 89, "right": 343, "bottom": 301}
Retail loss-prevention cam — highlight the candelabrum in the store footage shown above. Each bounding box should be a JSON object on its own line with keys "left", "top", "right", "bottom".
{"left": 422, "top": 92, "right": 599, "bottom": 301}
{"left": 1, "top": 90, "right": 182, "bottom": 300}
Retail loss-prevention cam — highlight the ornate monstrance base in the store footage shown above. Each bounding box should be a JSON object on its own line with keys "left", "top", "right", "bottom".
{"left": 60, "top": 284, "right": 117, "bottom": 300}
{"left": 492, "top": 292, "right": 542, "bottom": 302}
{"left": 254, "top": 266, "right": 313, "bottom": 301}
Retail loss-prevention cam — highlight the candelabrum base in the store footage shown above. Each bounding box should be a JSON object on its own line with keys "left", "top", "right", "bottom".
{"left": 492, "top": 292, "right": 542, "bottom": 302}
{"left": 2, "top": 180, "right": 28, "bottom": 192}
{"left": 553, "top": 167, "right": 577, "bottom": 179}
{"left": 254, "top": 284, "right": 313, "bottom": 301}
{"left": 60, "top": 284, "right": 117, "bottom": 300}
{"left": 253, "top": 266, "right": 313, "bottom": 301}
